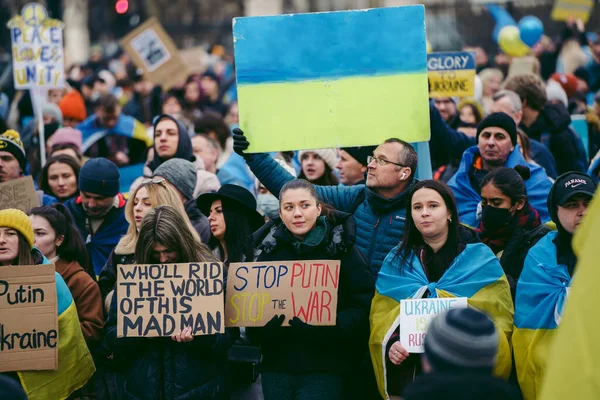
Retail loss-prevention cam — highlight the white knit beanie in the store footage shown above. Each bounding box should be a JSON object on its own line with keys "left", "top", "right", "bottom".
{"left": 546, "top": 80, "right": 568, "bottom": 108}
{"left": 298, "top": 149, "right": 337, "bottom": 171}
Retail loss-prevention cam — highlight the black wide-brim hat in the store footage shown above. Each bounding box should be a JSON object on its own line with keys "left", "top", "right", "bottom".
{"left": 197, "top": 184, "right": 265, "bottom": 231}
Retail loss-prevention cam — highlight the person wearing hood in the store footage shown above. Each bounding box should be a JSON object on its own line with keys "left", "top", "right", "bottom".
{"left": 370, "top": 180, "right": 513, "bottom": 399}
{"left": 448, "top": 112, "right": 552, "bottom": 228}
{"left": 513, "top": 172, "right": 597, "bottom": 400}
{"left": 503, "top": 73, "right": 588, "bottom": 174}
{"left": 403, "top": 308, "right": 522, "bottom": 400}
{"left": 246, "top": 179, "right": 374, "bottom": 400}
{"left": 233, "top": 130, "right": 418, "bottom": 282}
{"left": 134, "top": 114, "right": 220, "bottom": 197}
{"left": 476, "top": 166, "right": 550, "bottom": 298}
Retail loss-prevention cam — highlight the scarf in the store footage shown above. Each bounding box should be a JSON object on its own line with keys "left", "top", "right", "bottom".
{"left": 477, "top": 201, "right": 541, "bottom": 254}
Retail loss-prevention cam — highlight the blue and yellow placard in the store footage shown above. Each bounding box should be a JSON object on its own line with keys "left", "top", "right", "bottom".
{"left": 7, "top": 3, "right": 65, "bottom": 89}
{"left": 233, "top": 6, "right": 430, "bottom": 153}
{"left": 427, "top": 51, "right": 475, "bottom": 98}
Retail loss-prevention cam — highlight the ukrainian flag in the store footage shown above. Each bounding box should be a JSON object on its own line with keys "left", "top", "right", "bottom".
{"left": 540, "top": 197, "right": 600, "bottom": 399}
{"left": 370, "top": 243, "right": 514, "bottom": 399}
{"left": 77, "top": 114, "right": 151, "bottom": 154}
{"left": 233, "top": 6, "right": 430, "bottom": 153}
{"left": 513, "top": 231, "right": 570, "bottom": 400}
{"left": 18, "top": 272, "right": 96, "bottom": 400}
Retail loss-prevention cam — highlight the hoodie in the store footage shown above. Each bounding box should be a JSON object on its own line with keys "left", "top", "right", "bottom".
{"left": 526, "top": 103, "right": 587, "bottom": 174}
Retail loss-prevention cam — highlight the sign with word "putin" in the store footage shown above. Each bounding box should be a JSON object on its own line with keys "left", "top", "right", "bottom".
{"left": 400, "top": 297, "right": 468, "bottom": 353}
{"left": 7, "top": 3, "right": 64, "bottom": 89}
{"left": 427, "top": 52, "right": 475, "bottom": 98}
{"left": 226, "top": 260, "right": 340, "bottom": 327}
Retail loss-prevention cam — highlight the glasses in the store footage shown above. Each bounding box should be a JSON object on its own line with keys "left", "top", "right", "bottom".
{"left": 140, "top": 177, "right": 166, "bottom": 185}
{"left": 367, "top": 156, "right": 404, "bottom": 167}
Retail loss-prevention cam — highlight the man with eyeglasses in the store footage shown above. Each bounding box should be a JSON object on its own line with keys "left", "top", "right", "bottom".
{"left": 232, "top": 130, "right": 416, "bottom": 281}
{"left": 66, "top": 157, "right": 128, "bottom": 276}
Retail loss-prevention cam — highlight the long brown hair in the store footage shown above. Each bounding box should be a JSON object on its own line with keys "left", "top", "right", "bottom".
{"left": 135, "top": 205, "right": 216, "bottom": 264}
{"left": 15, "top": 232, "right": 34, "bottom": 265}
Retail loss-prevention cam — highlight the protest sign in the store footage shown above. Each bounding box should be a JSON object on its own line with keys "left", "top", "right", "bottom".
{"left": 8, "top": 3, "right": 65, "bottom": 89}
{"left": 0, "top": 264, "right": 58, "bottom": 372}
{"left": 233, "top": 6, "right": 430, "bottom": 153}
{"left": 0, "top": 176, "right": 40, "bottom": 213}
{"left": 116, "top": 262, "right": 225, "bottom": 338}
{"left": 121, "top": 18, "right": 189, "bottom": 90}
{"left": 180, "top": 46, "right": 207, "bottom": 74}
{"left": 226, "top": 260, "right": 340, "bottom": 327}
{"left": 551, "top": 0, "right": 594, "bottom": 24}
{"left": 399, "top": 297, "right": 468, "bottom": 353}
{"left": 427, "top": 51, "right": 476, "bottom": 98}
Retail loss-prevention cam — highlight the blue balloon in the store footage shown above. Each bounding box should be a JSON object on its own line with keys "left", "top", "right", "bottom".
{"left": 519, "top": 16, "right": 544, "bottom": 47}
{"left": 487, "top": 4, "right": 517, "bottom": 42}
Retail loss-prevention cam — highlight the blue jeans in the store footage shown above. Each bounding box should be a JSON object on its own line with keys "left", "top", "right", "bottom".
{"left": 261, "top": 372, "right": 343, "bottom": 400}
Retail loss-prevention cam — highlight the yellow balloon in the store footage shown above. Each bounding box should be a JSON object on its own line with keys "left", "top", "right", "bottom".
{"left": 498, "top": 26, "right": 530, "bottom": 57}
{"left": 426, "top": 40, "right": 432, "bottom": 53}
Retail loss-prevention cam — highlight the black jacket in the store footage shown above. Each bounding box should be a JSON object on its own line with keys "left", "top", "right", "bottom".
{"left": 403, "top": 372, "right": 522, "bottom": 400}
{"left": 104, "top": 287, "right": 236, "bottom": 400}
{"left": 97, "top": 250, "right": 135, "bottom": 301}
{"left": 247, "top": 211, "right": 374, "bottom": 375}
{"left": 185, "top": 199, "right": 211, "bottom": 244}
{"left": 526, "top": 103, "right": 587, "bottom": 174}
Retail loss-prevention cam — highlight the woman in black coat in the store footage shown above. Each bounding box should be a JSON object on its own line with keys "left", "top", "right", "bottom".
{"left": 247, "top": 179, "right": 374, "bottom": 400}
{"left": 104, "top": 206, "right": 237, "bottom": 399}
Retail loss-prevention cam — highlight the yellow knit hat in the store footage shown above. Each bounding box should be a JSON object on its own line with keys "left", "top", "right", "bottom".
{"left": 0, "top": 209, "right": 34, "bottom": 248}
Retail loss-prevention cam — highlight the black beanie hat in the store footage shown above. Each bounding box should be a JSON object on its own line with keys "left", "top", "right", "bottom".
{"left": 476, "top": 112, "right": 517, "bottom": 146}
{"left": 78, "top": 158, "right": 120, "bottom": 197}
{"left": 340, "top": 146, "right": 377, "bottom": 167}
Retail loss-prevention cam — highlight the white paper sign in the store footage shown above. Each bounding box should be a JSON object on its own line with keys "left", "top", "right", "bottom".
{"left": 8, "top": 3, "right": 65, "bottom": 89}
{"left": 129, "top": 28, "right": 171, "bottom": 72}
{"left": 400, "top": 297, "right": 468, "bottom": 353}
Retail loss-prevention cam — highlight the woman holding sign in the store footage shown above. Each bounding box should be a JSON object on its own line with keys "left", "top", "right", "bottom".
{"left": 104, "top": 205, "right": 237, "bottom": 400}
{"left": 247, "top": 179, "right": 374, "bottom": 400}
{"left": 369, "top": 180, "right": 514, "bottom": 399}
{"left": 0, "top": 208, "right": 95, "bottom": 399}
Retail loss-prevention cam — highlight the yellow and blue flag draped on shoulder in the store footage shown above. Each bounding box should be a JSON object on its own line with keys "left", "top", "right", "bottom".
{"left": 540, "top": 198, "right": 600, "bottom": 400}
{"left": 77, "top": 114, "right": 151, "bottom": 154}
{"left": 370, "top": 243, "right": 514, "bottom": 399}
{"left": 513, "top": 231, "right": 569, "bottom": 400}
{"left": 18, "top": 272, "right": 95, "bottom": 400}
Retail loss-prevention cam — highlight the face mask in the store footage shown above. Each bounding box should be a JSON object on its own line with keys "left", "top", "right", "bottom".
{"left": 481, "top": 205, "right": 513, "bottom": 231}
{"left": 257, "top": 193, "right": 279, "bottom": 219}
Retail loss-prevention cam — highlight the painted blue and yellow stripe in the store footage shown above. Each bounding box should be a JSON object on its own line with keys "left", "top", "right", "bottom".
{"left": 233, "top": 6, "right": 430, "bottom": 153}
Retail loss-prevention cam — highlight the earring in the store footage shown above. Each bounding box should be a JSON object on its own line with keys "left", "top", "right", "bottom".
{"left": 448, "top": 218, "right": 452, "bottom": 223}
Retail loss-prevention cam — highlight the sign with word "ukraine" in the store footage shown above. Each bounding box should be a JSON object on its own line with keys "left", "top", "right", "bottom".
{"left": 427, "top": 51, "right": 475, "bottom": 98}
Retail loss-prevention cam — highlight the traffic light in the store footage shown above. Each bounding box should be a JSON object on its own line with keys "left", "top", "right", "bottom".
{"left": 115, "top": 0, "right": 129, "bottom": 14}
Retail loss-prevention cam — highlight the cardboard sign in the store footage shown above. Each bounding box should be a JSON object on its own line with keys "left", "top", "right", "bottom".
{"left": 0, "top": 176, "right": 40, "bottom": 213}
{"left": 0, "top": 264, "right": 58, "bottom": 372}
{"left": 427, "top": 51, "right": 476, "bottom": 98}
{"left": 180, "top": 46, "right": 207, "bottom": 74}
{"left": 116, "top": 262, "right": 225, "bottom": 337}
{"left": 120, "top": 18, "right": 189, "bottom": 90}
{"left": 233, "top": 6, "right": 430, "bottom": 153}
{"left": 551, "top": 0, "right": 594, "bottom": 23}
{"left": 7, "top": 3, "right": 65, "bottom": 89}
{"left": 399, "top": 297, "right": 468, "bottom": 353}
{"left": 226, "top": 260, "right": 340, "bottom": 327}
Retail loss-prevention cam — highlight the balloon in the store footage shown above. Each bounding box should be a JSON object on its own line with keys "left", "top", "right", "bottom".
{"left": 486, "top": 4, "right": 517, "bottom": 42}
{"left": 426, "top": 40, "right": 432, "bottom": 53}
{"left": 498, "top": 26, "right": 530, "bottom": 57}
{"left": 519, "top": 16, "right": 544, "bottom": 47}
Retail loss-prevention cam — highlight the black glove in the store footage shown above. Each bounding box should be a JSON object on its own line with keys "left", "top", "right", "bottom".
{"left": 232, "top": 128, "right": 251, "bottom": 158}
{"left": 262, "top": 314, "right": 285, "bottom": 340}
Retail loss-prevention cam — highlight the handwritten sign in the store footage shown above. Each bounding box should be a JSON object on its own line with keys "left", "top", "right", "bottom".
{"left": 551, "top": 0, "right": 594, "bottom": 24}
{"left": 226, "top": 260, "right": 340, "bottom": 327}
{"left": 8, "top": 3, "right": 64, "bottom": 89}
{"left": 121, "top": 18, "right": 189, "bottom": 90}
{"left": 116, "top": 262, "right": 225, "bottom": 337}
{"left": 0, "top": 176, "right": 40, "bottom": 213}
{"left": 0, "top": 264, "right": 58, "bottom": 372}
{"left": 399, "top": 297, "right": 468, "bottom": 353}
{"left": 233, "top": 6, "right": 430, "bottom": 153}
{"left": 427, "top": 52, "right": 475, "bottom": 98}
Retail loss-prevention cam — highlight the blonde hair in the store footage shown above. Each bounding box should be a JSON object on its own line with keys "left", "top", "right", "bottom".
{"left": 479, "top": 68, "right": 504, "bottom": 91}
{"left": 559, "top": 40, "right": 587, "bottom": 74}
{"left": 115, "top": 180, "right": 200, "bottom": 254}
{"left": 135, "top": 205, "right": 216, "bottom": 264}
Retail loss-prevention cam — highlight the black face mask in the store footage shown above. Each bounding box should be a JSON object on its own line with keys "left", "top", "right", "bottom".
{"left": 481, "top": 205, "right": 513, "bottom": 231}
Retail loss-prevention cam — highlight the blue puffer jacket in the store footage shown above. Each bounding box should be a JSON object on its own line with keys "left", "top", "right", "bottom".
{"left": 247, "top": 153, "right": 414, "bottom": 280}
